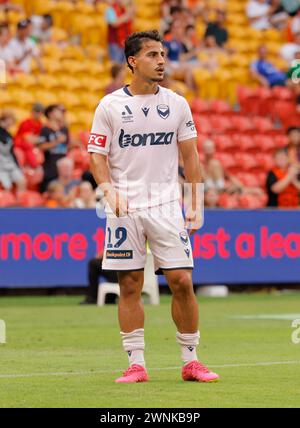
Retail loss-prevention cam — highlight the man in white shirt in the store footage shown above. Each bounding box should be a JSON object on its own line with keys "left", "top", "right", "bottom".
{"left": 88, "top": 30, "right": 219, "bottom": 384}
{"left": 0, "top": 22, "right": 15, "bottom": 71}
{"left": 246, "top": 0, "right": 272, "bottom": 30}
{"left": 281, "top": 32, "right": 300, "bottom": 64}
{"left": 7, "top": 19, "right": 44, "bottom": 74}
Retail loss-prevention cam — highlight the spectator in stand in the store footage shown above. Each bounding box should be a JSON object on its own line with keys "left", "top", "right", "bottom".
{"left": 246, "top": 0, "right": 273, "bottom": 30}
{"left": 266, "top": 148, "right": 300, "bottom": 207}
{"left": 105, "top": 63, "right": 126, "bottom": 95}
{"left": 280, "top": 32, "right": 300, "bottom": 64}
{"left": 14, "top": 103, "right": 44, "bottom": 168}
{"left": 7, "top": 19, "right": 45, "bottom": 74}
{"left": 39, "top": 104, "right": 69, "bottom": 192}
{"left": 287, "top": 8, "right": 300, "bottom": 41}
{"left": 161, "top": 1, "right": 186, "bottom": 34}
{"left": 202, "top": 139, "right": 264, "bottom": 197}
{"left": 0, "top": 0, "right": 22, "bottom": 13}
{"left": 164, "top": 20, "right": 198, "bottom": 92}
{"left": 56, "top": 157, "right": 80, "bottom": 203}
{"left": 73, "top": 181, "right": 97, "bottom": 208}
{"left": 286, "top": 50, "right": 300, "bottom": 112}
{"left": 0, "top": 109, "right": 25, "bottom": 193}
{"left": 44, "top": 180, "right": 68, "bottom": 208}
{"left": 285, "top": 126, "right": 300, "bottom": 164}
{"left": 30, "top": 14, "right": 54, "bottom": 44}
{"left": 0, "top": 21, "right": 16, "bottom": 73}
{"left": 105, "top": 0, "right": 134, "bottom": 63}
{"left": 204, "top": 188, "right": 220, "bottom": 208}
{"left": 204, "top": 8, "right": 228, "bottom": 47}
{"left": 250, "top": 45, "right": 287, "bottom": 87}
{"left": 202, "top": 139, "right": 226, "bottom": 191}
{"left": 280, "top": 0, "right": 300, "bottom": 16}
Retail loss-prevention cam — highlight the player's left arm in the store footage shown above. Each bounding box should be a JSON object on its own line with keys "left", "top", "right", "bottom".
{"left": 179, "top": 138, "right": 203, "bottom": 235}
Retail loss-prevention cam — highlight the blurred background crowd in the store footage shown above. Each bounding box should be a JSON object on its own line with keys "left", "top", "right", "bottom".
{"left": 0, "top": 0, "right": 300, "bottom": 209}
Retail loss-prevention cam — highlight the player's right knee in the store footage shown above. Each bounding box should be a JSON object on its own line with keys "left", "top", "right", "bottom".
{"left": 118, "top": 272, "right": 143, "bottom": 298}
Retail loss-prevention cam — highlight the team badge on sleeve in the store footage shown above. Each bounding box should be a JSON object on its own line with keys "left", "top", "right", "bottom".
{"left": 88, "top": 133, "right": 107, "bottom": 148}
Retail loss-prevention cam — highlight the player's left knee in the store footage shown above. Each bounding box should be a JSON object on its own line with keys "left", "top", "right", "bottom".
{"left": 170, "top": 272, "right": 193, "bottom": 298}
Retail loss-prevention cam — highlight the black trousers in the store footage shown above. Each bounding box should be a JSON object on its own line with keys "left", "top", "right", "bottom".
{"left": 86, "top": 257, "right": 118, "bottom": 301}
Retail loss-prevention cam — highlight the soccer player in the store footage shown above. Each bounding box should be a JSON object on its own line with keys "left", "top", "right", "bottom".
{"left": 88, "top": 30, "right": 219, "bottom": 384}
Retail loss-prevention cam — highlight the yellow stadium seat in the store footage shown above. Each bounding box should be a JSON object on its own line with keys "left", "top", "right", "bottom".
{"left": 62, "top": 45, "right": 86, "bottom": 61}
{"left": 41, "top": 58, "right": 62, "bottom": 74}
{"left": 51, "top": 27, "right": 69, "bottom": 43}
{"left": 51, "top": 1, "right": 74, "bottom": 29}
{"left": 79, "top": 92, "right": 103, "bottom": 110}
{"left": 0, "top": 90, "right": 11, "bottom": 107}
{"left": 42, "top": 43, "right": 64, "bottom": 60}
{"left": 28, "top": 0, "right": 55, "bottom": 15}
{"left": 7, "top": 89, "right": 36, "bottom": 109}
{"left": 34, "top": 90, "right": 58, "bottom": 106}
{"left": 56, "top": 91, "right": 82, "bottom": 110}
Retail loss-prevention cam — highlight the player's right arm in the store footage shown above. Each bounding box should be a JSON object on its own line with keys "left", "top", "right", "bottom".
{"left": 89, "top": 153, "right": 127, "bottom": 217}
{"left": 88, "top": 102, "right": 128, "bottom": 217}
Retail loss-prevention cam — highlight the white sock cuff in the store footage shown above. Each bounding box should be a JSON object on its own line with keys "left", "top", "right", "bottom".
{"left": 120, "top": 328, "right": 145, "bottom": 352}
{"left": 176, "top": 331, "right": 200, "bottom": 347}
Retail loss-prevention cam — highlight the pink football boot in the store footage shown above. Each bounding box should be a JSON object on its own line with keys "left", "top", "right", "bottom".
{"left": 182, "top": 360, "right": 219, "bottom": 383}
{"left": 115, "top": 364, "right": 149, "bottom": 383}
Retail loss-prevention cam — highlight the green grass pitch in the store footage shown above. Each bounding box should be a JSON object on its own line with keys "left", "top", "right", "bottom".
{"left": 0, "top": 293, "right": 300, "bottom": 408}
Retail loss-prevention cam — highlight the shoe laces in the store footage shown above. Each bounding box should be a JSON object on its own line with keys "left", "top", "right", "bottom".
{"left": 189, "top": 360, "right": 210, "bottom": 374}
{"left": 123, "top": 364, "right": 143, "bottom": 376}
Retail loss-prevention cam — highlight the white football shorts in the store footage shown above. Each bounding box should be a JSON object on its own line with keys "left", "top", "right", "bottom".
{"left": 102, "top": 200, "right": 194, "bottom": 274}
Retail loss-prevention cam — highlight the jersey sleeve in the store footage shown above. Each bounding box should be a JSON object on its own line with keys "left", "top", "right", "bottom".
{"left": 177, "top": 97, "right": 197, "bottom": 142}
{"left": 87, "top": 102, "right": 112, "bottom": 155}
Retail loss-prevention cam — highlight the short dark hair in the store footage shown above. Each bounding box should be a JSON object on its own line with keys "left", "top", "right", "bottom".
{"left": 124, "top": 30, "right": 163, "bottom": 72}
{"left": 44, "top": 104, "right": 60, "bottom": 118}
{"left": 42, "top": 14, "right": 53, "bottom": 27}
{"left": 287, "top": 126, "right": 300, "bottom": 134}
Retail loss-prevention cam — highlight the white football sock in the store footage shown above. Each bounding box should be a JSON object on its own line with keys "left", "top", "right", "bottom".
{"left": 120, "top": 328, "right": 145, "bottom": 367}
{"left": 176, "top": 331, "right": 200, "bottom": 365}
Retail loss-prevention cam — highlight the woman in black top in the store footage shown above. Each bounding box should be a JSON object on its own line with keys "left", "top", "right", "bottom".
{"left": 38, "top": 104, "right": 69, "bottom": 192}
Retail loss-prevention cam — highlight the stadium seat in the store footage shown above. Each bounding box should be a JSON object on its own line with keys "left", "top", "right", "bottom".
{"left": 255, "top": 153, "right": 274, "bottom": 171}
{"left": 236, "top": 172, "right": 260, "bottom": 187}
{"left": 234, "top": 152, "right": 257, "bottom": 171}
{"left": 97, "top": 253, "right": 160, "bottom": 306}
{"left": 253, "top": 135, "right": 275, "bottom": 153}
{"left": 218, "top": 193, "right": 240, "bottom": 209}
{"left": 0, "top": 190, "right": 17, "bottom": 207}
{"left": 17, "top": 190, "right": 44, "bottom": 207}
{"left": 214, "top": 135, "right": 236, "bottom": 152}
{"left": 190, "top": 99, "right": 211, "bottom": 115}
{"left": 215, "top": 152, "right": 238, "bottom": 171}
{"left": 239, "top": 193, "right": 268, "bottom": 209}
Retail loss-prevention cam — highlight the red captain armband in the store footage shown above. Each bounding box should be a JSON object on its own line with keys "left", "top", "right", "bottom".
{"left": 88, "top": 133, "right": 107, "bottom": 148}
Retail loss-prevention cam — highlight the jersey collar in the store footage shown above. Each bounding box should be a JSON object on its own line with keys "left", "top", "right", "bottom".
{"left": 123, "top": 85, "right": 160, "bottom": 96}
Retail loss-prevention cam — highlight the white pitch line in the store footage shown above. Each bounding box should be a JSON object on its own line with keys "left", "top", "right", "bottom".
{"left": 0, "top": 360, "right": 300, "bottom": 380}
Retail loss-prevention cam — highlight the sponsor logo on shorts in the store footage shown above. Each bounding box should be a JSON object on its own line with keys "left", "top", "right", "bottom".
{"left": 157, "top": 104, "right": 170, "bottom": 119}
{"left": 118, "top": 129, "right": 174, "bottom": 148}
{"left": 88, "top": 133, "right": 107, "bottom": 147}
{"left": 106, "top": 250, "right": 133, "bottom": 259}
{"left": 179, "top": 231, "right": 189, "bottom": 246}
{"left": 184, "top": 248, "right": 190, "bottom": 258}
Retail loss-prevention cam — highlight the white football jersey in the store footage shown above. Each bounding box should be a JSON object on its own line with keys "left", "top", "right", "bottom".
{"left": 88, "top": 85, "right": 197, "bottom": 210}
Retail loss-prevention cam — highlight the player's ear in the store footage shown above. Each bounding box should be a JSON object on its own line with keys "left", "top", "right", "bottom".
{"left": 128, "top": 56, "right": 136, "bottom": 71}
